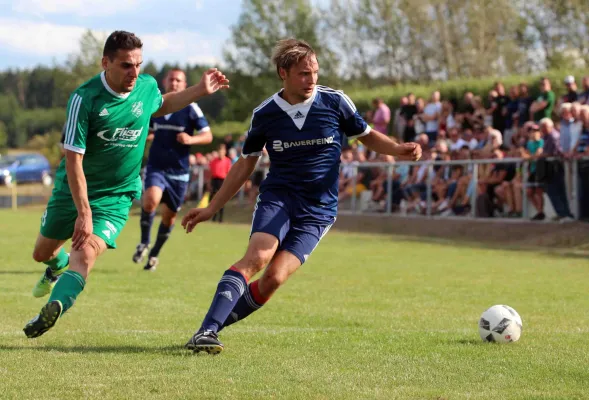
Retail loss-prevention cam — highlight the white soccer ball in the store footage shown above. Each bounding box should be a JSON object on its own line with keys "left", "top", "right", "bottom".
{"left": 478, "top": 305, "right": 523, "bottom": 343}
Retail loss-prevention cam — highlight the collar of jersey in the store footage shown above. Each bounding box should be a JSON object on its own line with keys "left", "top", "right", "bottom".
{"left": 272, "top": 87, "right": 317, "bottom": 111}
{"left": 101, "top": 72, "right": 131, "bottom": 99}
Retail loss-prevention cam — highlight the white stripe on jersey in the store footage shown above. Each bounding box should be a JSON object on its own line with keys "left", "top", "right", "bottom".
{"left": 316, "top": 86, "right": 357, "bottom": 112}
{"left": 66, "top": 94, "right": 82, "bottom": 146}
{"left": 190, "top": 102, "right": 204, "bottom": 118}
{"left": 242, "top": 95, "right": 274, "bottom": 157}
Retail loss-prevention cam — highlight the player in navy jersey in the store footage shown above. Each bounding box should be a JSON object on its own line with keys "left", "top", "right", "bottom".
{"left": 181, "top": 39, "right": 422, "bottom": 354}
{"left": 132, "top": 68, "right": 213, "bottom": 271}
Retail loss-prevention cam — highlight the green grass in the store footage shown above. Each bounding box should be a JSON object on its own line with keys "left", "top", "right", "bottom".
{"left": 0, "top": 209, "right": 588, "bottom": 399}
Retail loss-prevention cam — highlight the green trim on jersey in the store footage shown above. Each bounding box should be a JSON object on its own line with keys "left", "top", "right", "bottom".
{"left": 56, "top": 72, "right": 163, "bottom": 200}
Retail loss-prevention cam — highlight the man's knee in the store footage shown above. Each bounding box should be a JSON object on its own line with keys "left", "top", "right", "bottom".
{"left": 260, "top": 270, "right": 287, "bottom": 294}
{"left": 235, "top": 253, "right": 273, "bottom": 279}
{"left": 32, "top": 241, "right": 62, "bottom": 263}
{"left": 32, "top": 248, "right": 57, "bottom": 263}
{"left": 142, "top": 196, "right": 158, "bottom": 213}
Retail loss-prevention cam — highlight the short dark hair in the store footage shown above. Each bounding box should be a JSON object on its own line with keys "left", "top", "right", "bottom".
{"left": 103, "top": 30, "right": 143, "bottom": 60}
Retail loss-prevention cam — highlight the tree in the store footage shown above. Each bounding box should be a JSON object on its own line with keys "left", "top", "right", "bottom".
{"left": 222, "top": 0, "right": 339, "bottom": 120}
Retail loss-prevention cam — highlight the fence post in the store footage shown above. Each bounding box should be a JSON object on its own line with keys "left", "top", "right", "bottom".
{"left": 572, "top": 158, "right": 579, "bottom": 219}
{"left": 11, "top": 180, "right": 17, "bottom": 211}
{"left": 386, "top": 165, "right": 393, "bottom": 215}
{"left": 350, "top": 164, "right": 358, "bottom": 213}
{"left": 426, "top": 163, "right": 433, "bottom": 216}
{"left": 470, "top": 163, "right": 478, "bottom": 218}
{"left": 522, "top": 160, "right": 529, "bottom": 219}
{"left": 197, "top": 166, "right": 204, "bottom": 203}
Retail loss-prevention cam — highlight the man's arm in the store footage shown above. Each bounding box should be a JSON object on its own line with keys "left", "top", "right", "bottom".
{"left": 176, "top": 130, "right": 213, "bottom": 146}
{"left": 358, "top": 129, "right": 422, "bottom": 161}
{"left": 152, "top": 68, "right": 229, "bottom": 118}
{"left": 65, "top": 151, "right": 93, "bottom": 250}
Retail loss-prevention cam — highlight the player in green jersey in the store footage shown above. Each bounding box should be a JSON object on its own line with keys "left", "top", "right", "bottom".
{"left": 23, "top": 30, "right": 229, "bottom": 338}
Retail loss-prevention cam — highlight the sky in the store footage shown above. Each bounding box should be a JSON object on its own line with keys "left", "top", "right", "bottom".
{"left": 0, "top": 0, "right": 247, "bottom": 70}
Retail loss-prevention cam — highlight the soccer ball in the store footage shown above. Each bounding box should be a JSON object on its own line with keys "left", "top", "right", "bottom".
{"left": 478, "top": 305, "right": 523, "bottom": 343}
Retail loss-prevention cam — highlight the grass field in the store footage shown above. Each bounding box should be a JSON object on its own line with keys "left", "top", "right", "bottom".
{"left": 0, "top": 208, "right": 588, "bottom": 400}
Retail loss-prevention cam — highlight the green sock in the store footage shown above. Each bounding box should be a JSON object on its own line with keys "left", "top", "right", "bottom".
{"left": 43, "top": 248, "right": 69, "bottom": 271}
{"left": 48, "top": 270, "right": 85, "bottom": 315}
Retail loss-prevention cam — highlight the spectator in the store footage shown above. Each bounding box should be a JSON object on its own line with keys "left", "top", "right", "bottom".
{"left": 515, "top": 82, "right": 533, "bottom": 127}
{"left": 440, "top": 99, "right": 458, "bottom": 132}
{"left": 209, "top": 144, "right": 232, "bottom": 223}
{"left": 423, "top": 91, "right": 442, "bottom": 144}
{"left": 530, "top": 77, "right": 555, "bottom": 122}
{"left": 538, "top": 118, "right": 574, "bottom": 222}
{"left": 476, "top": 149, "right": 516, "bottom": 217}
{"left": 372, "top": 97, "right": 391, "bottom": 135}
{"left": 393, "top": 96, "right": 408, "bottom": 140}
{"left": 448, "top": 126, "right": 467, "bottom": 152}
{"left": 222, "top": 134, "right": 235, "bottom": 150}
{"left": 458, "top": 91, "right": 475, "bottom": 130}
{"left": 578, "top": 76, "right": 589, "bottom": 105}
{"left": 504, "top": 85, "right": 520, "bottom": 147}
{"left": 524, "top": 123, "right": 545, "bottom": 220}
{"left": 400, "top": 93, "right": 418, "bottom": 143}
{"left": 414, "top": 97, "right": 426, "bottom": 136}
{"left": 559, "top": 75, "right": 578, "bottom": 106}
{"left": 558, "top": 103, "right": 580, "bottom": 156}
{"left": 574, "top": 106, "right": 589, "bottom": 219}
{"left": 489, "top": 82, "right": 509, "bottom": 134}
{"left": 228, "top": 147, "right": 239, "bottom": 164}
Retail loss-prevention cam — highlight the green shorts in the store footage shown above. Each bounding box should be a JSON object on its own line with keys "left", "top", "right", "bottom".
{"left": 40, "top": 191, "right": 133, "bottom": 249}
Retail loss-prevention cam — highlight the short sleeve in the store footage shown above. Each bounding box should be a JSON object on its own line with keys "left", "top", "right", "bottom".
{"left": 189, "top": 103, "right": 210, "bottom": 134}
{"left": 145, "top": 75, "right": 163, "bottom": 114}
{"left": 338, "top": 91, "right": 370, "bottom": 138}
{"left": 62, "top": 92, "right": 90, "bottom": 154}
{"left": 242, "top": 112, "right": 266, "bottom": 158}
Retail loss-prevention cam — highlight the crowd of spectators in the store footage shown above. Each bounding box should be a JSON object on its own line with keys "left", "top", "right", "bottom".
{"left": 184, "top": 75, "right": 589, "bottom": 222}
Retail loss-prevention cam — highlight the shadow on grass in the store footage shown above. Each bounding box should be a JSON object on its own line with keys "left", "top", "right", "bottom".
{"left": 0, "top": 270, "right": 38, "bottom": 275}
{"left": 0, "top": 344, "right": 200, "bottom": 356}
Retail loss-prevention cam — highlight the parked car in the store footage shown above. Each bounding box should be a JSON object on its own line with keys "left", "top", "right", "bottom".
{"left": 0, "top": 153, "right": 53, "bottom": 186}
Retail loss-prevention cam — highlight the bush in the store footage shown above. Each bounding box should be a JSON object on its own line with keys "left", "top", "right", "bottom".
{"left": 344, "top": 69, "right": 588, "bottom": 113}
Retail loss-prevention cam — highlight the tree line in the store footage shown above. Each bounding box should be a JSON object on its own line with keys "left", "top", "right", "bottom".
{"left": 1, "top": 0, "right": 587, "bottom": 150}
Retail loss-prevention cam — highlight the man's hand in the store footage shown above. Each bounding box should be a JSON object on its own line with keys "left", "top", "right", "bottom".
{"left": 72, "top": 212, "right": 93, "bottom": 251}
{"left": 176, "top": 132, "right": 193, "bottom": 145}
{"left": 181, "top": 207, "right": 215, "bottom": 233}
{"left": 197, "top": 68, "right": 230, "bottom": 96}
{"left": 395, "top": 143, "right": 422, "bottom": 161}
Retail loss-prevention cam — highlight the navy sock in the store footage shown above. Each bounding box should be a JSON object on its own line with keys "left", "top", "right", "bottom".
{"left": 219, "top": 280, "right": 267, "bottom": 332}
{"left": 200, "top": 268, "right": 247, "bottom": 333}
{"left": 140, "top": 208, "right": 155, "bottom": 245}
{"left": 149, "top": 223, "right": 173, "bottom": 258}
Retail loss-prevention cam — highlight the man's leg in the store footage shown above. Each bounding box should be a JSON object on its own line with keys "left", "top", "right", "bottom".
{"left": 219, "top": 250, "right": 301, "bottom": 332}
{"left": 219, "top": 217, "right": 335, "bottom": 332}
{"left": 144, "top": 177, "right": 188, "bottom": 271}
{"left": 31, "top": 234, "right": 69, "bottom": 297}
{"left": 134, "top": 185, "right": 163, "bottom": 263}
{"left": 144, "top": 203, "right": 176, "bottom": 271}
{"left": 185, "top": 232, "right": 279, "bottom": 354}
{"left": 185, "top": 196, "right": 291, "bottom": 354}
{"left": 24, "top": 235, "right": 107, "bottom": 338}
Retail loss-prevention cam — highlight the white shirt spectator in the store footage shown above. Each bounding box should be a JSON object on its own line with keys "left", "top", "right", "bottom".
{"left": 449, "top": 138, "right": 468, "bottom": 152}
{"left": 424, "top": 102, "right": 442, "bottom": 133}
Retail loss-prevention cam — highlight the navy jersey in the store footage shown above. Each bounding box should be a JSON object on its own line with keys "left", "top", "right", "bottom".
{"left": 147, "top": 103, "right": 209, "bottom": 179}
{"left": 242, "top": 85, "right": 370, "bottom": 216}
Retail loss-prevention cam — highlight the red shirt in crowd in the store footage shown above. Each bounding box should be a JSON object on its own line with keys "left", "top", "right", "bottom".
{"left": 209, "top": 156, "right": 232, "bottom": 179}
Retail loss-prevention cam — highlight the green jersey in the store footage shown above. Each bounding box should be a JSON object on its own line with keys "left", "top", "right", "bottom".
{"left": 55, "top": 72, "right": 163, "bottom": 199}
{"left": 533, "top": 90, "right": 555, "bottom": 122}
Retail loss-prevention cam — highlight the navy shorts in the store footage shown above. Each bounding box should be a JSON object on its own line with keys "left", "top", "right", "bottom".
{"left": 144, "top": 168, "right": 189, "bottom": 212}
{"left": 250, "top": 191, "right": 336, "bottom": 265}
